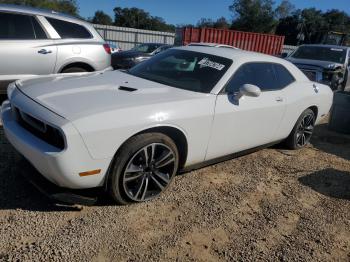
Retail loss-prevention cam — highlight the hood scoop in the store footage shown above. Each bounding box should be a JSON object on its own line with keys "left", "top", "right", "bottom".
{"left": 118, "top": 86, "right": 137, "bottom": 92}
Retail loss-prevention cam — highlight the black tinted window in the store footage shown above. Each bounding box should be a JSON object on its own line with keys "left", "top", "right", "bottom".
{"left": 47, "top": 18, "right": 91, "bottom": 39}
{"left": 225, "top": 63, "right": 279, "bottom": 93}
{"left": 129, "top": 49, "right": 232, "bottom": 93}
{"left": 0, "top": 12, "right": 35, "bottom": 39}
{"left": 274, "top": 64, "right": 295, "bottom": 88}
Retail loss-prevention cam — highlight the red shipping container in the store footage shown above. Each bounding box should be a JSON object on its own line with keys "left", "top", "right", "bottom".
{"left": 175, "top": 27, "right": 285, "bottom": 56}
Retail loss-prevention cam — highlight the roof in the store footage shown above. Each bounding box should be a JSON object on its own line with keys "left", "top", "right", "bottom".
{"left": 188, "top": 42, "right": 238, "bottom": 49}
{"left": 0, "top": 4, "right": 85, "bottom": 23}
{"left": 137, "top": 43, "right": 171, "bottom": 46}
{"left": 175, "top": 45, "right": 285, "bottom": 63}
{"left": 300, "top": 44, "right": 349, "bottom": 50}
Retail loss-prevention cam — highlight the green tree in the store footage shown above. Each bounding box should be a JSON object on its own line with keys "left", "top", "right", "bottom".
{"left": 91, "top": 10, "right": 112, "bottom": 25}
{"left": 300, "top": 8, "right": 326, "bottom": 43}
{"left": 229, "top": 0, "right": 276, "bottom": 33}
{"left": 275, "top": 10, "right": 302, "bottom": 45}
{"left": 0, "top": 0, "right": 79, "bottom": 16}
{"left": 323, "top": 9, "right": 350, "bottom": 34}
{"left": 275, "top": 7, "right": 350, "bottom": 45}
{"left": 214, "top": 17, "right": 230, "bottom": 29}
{"left": 197, "top": 18, "right": 215, "bottom": 28}
{"left": 197, "top": 17, "right": 230, "bottom": 29}
{"left": 113, "top": 7, "right": 175, "bottom": 32}
{"left": 275, "top": 0, "right": 295, "bottom": 19}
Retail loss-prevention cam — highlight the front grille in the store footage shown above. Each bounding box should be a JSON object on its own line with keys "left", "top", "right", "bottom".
{"left": 301, "top": 70, "right": 317, "bottom": 81}
{"left": 15, "top": 108, "right": 65, "bottom": 150}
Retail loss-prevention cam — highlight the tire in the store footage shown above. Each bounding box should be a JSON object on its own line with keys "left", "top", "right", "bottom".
{"left": 284, "top": 109, "right": 315, "bottom": 150}
{"left": 108, "top": 133, "right": 179, "bottom": 204}
{"left": 61, "top": 67, "right": 88, "bottom": 73}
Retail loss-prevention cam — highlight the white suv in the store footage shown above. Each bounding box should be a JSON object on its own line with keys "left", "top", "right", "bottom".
{"left": 0, "top": 4, "right": 112, "bottom": 94}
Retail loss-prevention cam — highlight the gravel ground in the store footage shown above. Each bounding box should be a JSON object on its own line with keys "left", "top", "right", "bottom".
{"left": 0, "top": 121, "right": 350, "bottom": 261}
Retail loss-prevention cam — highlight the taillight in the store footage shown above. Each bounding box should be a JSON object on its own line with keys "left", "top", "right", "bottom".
{"left": 103, "top": 44, "right": 111, "bottom": 54}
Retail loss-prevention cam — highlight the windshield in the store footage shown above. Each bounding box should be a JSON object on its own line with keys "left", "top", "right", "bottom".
{"left": 132, "top": 44, "right": 160, "bottom": 53}
{"left": 291, "top": 46, "right": 347, "bottom": 64}
{"left": 128, "top": 49, "right": 233, "bottom": 93}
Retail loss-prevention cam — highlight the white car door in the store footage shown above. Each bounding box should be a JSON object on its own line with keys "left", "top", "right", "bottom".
{"left": 0, "top": 12, "right": 57, "bottom": 80}
{"left": 206, "top": 62, "right": 290, "bottom": 160}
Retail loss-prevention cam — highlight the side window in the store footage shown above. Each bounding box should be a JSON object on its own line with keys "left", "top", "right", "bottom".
{"left": 0, "top": 12, "right": 35, "bottom": 39}
{"left": 273, "top": 64, "right": 295, "bottom": 88}
{"left": 225, "top": 63, "right": 279, "bottom": 93}
{"left": 46, "top": 18, "right": 91, "bottom": 39}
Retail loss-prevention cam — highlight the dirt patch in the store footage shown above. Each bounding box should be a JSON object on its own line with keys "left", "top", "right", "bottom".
{"left": 0, "top": 123, "right": 350, "bottom": 261}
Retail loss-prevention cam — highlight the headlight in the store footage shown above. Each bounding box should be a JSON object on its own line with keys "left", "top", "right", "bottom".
{"left": 7, "top": 81, "right": 17, "bottom": 100}
{"left": 327, "top": 64, "right": 342, "bottom": 70}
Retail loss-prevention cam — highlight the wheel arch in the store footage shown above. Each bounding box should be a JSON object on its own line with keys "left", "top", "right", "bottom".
{"left": 111, "top": 125, "right": 189, "bottom": 172}
{"left": 134, "top": 126, "right": 188, "bottom": 170}
{"left": 59, "top": 62, "right": 95, "bottom": 73}
{"left": 308, "top": 105, "right": 318, "bottom": 119}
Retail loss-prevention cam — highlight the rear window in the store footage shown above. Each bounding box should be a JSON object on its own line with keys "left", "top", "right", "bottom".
{"left": 0, "top": 12, "right": 47, "bottom": 39}
{"left": 128, "top": 49, "right": 232, "bottom": 93}
{"left": 47, "top": 18, "right": 91, "bottom": 39}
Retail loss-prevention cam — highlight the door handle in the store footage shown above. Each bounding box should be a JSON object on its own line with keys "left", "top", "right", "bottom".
{"left": 38, "top": 49, "right": 52, "bottom": 54}
{"left": 275, "top": 97, "right": 284, "bottom": 102}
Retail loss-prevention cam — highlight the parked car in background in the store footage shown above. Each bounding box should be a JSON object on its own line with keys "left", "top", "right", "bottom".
{"left": 2, "top": 46, "right": 333, "bottom": 205}
{"left": 188, "top": 42, "right": 238, "bottom": 49}
{"left": 0, "top": 4, "right": 112, "bottom": 94}
{"left": 112, "top": 43, "right": 172, "bottom": 69}
{"left": 283, "top": 45, "right": 350, "bottom": 91}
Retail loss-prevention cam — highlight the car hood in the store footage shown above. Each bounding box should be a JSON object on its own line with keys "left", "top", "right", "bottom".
{"left": 112, "top": 50, "right": 150, "bottom": 58}
{"left": 16, "top": 71, "right": 202, "bottom": 121}
{"left": 286, "top": 57, "right": 343, "bottom": 70}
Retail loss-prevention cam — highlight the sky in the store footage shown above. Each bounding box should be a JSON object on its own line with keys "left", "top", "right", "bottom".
{"left": 78, "top": 0, "right": 350, "bottom": 25}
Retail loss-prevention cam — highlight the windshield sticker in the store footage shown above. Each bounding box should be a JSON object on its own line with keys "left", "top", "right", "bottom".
{"left": 331, "top": 48, "right": 344, "bottom": 52}
{"left": 198, "top": 58, "right": 226, "bottom": 71}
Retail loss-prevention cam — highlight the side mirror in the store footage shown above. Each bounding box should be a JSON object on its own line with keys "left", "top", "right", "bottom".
{"left": 235, "top": 84, "right": 261, "bottom": 100}
{"left": 281, "top": 52, "right": 288, "bottom": 58}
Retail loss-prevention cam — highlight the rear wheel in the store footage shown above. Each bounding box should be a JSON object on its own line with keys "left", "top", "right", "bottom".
{"left": 108, "top": 133, "right": 179, "bottom": 204}
{"left": 285, "top": 109, "right": 315, "bottom": 150}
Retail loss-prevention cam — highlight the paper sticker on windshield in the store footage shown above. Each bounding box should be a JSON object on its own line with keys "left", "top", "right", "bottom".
{"left": 198, "top": 58, "right": 225, "bottom": 71}
{"left": 331, "top": 48, "right": 343, "bottom": 52}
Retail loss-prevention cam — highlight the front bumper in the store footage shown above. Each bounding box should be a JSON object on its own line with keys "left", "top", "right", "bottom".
{"left": 1, "top": 96, "right": 112, "bottom": 189}
{"left": 18, "top": 157, "right": 100, "bottom": 206}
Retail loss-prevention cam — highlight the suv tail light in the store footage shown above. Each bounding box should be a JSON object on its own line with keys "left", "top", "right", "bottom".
{"left": 103, "top": 44, "right": 111, "bottom": 54}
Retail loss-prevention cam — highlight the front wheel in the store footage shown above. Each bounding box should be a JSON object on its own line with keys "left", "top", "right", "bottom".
{"left": 108, "top": 133, "right": 179, "bottom": 204}
{"left": 284, "top": 109, "right": 315, "bottom": 150}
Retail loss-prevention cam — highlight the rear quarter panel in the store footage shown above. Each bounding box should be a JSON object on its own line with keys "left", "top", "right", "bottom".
{"left": 54, "top": 40, "right": 111, "bottom": 72}
{"left": 277, "top": 81, "right": 333, "bottom": 140}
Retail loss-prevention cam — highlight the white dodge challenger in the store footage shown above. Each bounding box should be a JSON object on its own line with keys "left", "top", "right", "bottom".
{"left": 1, "top": 46, "right": 333, "bottom": 204}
